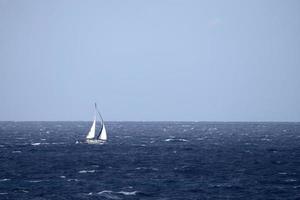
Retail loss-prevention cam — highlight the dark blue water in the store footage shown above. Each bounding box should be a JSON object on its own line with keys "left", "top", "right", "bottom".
{"left": 0, "top": 122, "right": 299, "bottom": 199}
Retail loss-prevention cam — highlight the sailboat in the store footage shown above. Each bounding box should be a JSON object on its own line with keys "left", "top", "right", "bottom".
{"left": 86, "top": 103, "right": 107, "bottom": 144}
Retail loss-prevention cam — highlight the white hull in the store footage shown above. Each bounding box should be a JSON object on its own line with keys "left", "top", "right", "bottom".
{"left": 86, "top": 139, "right": 106, "bottom": 144}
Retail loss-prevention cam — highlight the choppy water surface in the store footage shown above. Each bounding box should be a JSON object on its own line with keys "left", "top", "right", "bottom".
{"left": 0, "top": 121, "right": 299, "bottom": 199}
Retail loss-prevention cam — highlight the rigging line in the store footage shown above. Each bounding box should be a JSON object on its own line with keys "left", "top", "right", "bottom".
{"left": 94, "top": 102, "right": 104, "bottom": 123}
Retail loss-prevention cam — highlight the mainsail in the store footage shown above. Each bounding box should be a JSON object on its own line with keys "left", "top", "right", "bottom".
{"left": 98, "top": 123, "right": 107, "bottom": 140}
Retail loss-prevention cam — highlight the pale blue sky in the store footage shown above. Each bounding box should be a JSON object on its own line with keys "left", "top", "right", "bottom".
{"left": 0, "top": 0, "right": 299, "bottom": 121}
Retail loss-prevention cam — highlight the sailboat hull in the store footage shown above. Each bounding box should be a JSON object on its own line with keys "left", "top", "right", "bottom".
{"left": 86, "top": 139, "right": 106, "bottom": 144}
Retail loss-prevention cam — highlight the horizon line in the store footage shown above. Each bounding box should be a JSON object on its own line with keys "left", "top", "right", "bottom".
{"left": 0, "top": 120, "right": 299, "bottom": 123}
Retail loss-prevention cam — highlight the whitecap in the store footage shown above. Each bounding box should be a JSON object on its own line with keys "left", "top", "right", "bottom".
{"left": 67, "top": 179, "right": 79, "bottom": 182}
{"left": 208, "top": 127, "right": 218, "bottom": 131}
{"left": 27, "top": 180, "right": 43, "bottom": 183}
{"left": 60, "top": 176, "right": 66, "bottom": 179}
{"left": 97, "top": 190, "right": 113, "bottom": 195}
{"left": 117, "top": 191, "right": 138, "bottom": 195}
{"left": 278, "top": 172, "right": 288, "bottom": 175}
{"left": 126, "top": 186, "right": 133, "bottom": 189}
{"left": 261, "top": 138, "right": 271, "bottom": 141}
{"left": 182, "top": 124, "right": 191, "bottom": 127}
{"left": 0, "top": 179, "right": 10, "bottom": 182}
{"left": 51, "top": 142, "right": 65, "bottom": 145}
{"left": 78, "top": 170, "right": 95, "bottom": 174}
{"left": 135, "top": 167, "right": 158, "bottom": 171}
{"left": 285, "top": 179, "right": 297, "bottom": 182}
{"left": 165, "top": 138, "right": 188, "bottom": 142}
{"left": 97, "top": 190, "right": 121, "bottom": 200}
{"left": 41, "top": 138, "right": 46, "bottom": 141}
{"left": 31, "top": 143, "right": 41, "bottom": 146}
{"left": 179, "top": 139, "right": 188, "bottom": 142}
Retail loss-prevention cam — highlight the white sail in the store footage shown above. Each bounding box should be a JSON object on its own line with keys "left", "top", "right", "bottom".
{"left": 86, "top": 117, "right": 96, "bottom": 139}
{"left": 98, "top": 123, "right": 107, "bottom": 141}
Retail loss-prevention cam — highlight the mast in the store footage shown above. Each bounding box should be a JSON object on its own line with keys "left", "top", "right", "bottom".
{"left": 95, "top": 103, "right": 104, "bottom": 123}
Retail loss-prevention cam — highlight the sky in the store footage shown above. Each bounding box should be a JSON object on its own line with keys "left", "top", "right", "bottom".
{"left": 0, "top": 0, "right": 299, "bottom": 121}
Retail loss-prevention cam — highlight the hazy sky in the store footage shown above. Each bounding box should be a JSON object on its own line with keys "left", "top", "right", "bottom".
{"left": 0, "top": 0, "right": 299, "bottom": 121}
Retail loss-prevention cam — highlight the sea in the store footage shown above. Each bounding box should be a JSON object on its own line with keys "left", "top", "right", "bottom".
{"left": 0, "top": 121, "right": 299, "bottom": 200}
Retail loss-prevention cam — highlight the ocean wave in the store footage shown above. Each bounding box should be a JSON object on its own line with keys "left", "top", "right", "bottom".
{"left": 31, "top": 142, "right": 52, "bottom": 146}
{"left": 12, "top": 150, "right": 22, "bottom": 153}
{"left": 165, "top": 138, "right": 188, "bottom": 142}
{"left": 0, "top": 193, "right": 8, "bottom": 195}
{"left": 67, "top": 179, "right": 79, "bottom": 182}
{"left": 78, "top": 170, "right": 95, "bottom": 174}
{"left": 0, "top": 179, "right": 10, "bottom": 182}
{"left": 208, "top": 127, "right": 218, "bottom": 131}
{"left": 261, "top": 138, "right": 271, "bottom": 142}
{"left": 97, "top": 190, "right": 121, "bottom": 200}
{"left": 117, "top": 191, "right": 138, "bottom": 195}
{"left": 96, "top": 190, "right": 139, "bottom": 199}
{"left": 51, "top": 142, "right": 65, "bottom": 145}
{"left": 26, "top": 180, "right": 44, "bottom": 183}
{"left": 278, "top": 172, "right": 288, "bottom": 175}
{"left": 285, "top": 179, "right": 297, "bottom": 182}
{"left": 97, "top": 190, "right": 113, "bottom": 195}
{"left": 135, "top": 167, "right": 158, "bottom": 171}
